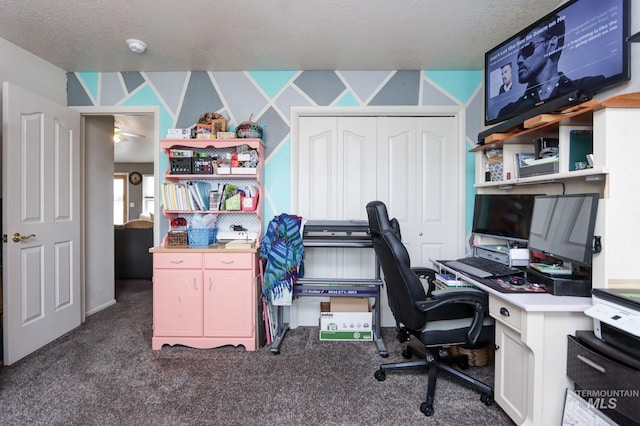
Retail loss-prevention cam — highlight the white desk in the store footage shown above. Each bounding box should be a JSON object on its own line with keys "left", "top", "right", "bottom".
{"left": 433, "top": 260, "right": 592, "bottom": 426}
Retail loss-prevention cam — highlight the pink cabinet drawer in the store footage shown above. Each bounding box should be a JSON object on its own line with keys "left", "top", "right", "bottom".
{"left": 154, "top": 252, "right": 202, "bottom": 269}
{"left": 204, "top": 252, "right": 254, "bottom": 270}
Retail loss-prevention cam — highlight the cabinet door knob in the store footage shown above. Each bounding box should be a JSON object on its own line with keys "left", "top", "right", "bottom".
{"left": 499, "top": 307, "right": 510, "bottom": 317}
{"left": 208, "top": 277, "right": 213, "bottom": 290}
{"left": 193, "top": 279, "right": 197, "bottom": 290}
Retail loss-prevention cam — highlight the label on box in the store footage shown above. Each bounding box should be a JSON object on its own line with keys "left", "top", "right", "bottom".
{"left": 319, "top": 312, "right": 373, "bottom": 341}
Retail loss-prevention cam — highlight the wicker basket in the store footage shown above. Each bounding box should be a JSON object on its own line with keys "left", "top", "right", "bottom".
{"left": 167, "top": 231, "right": 188, "bottom": 247}
{"left": 450, "top": 344, "right": 494, "bottom": 367}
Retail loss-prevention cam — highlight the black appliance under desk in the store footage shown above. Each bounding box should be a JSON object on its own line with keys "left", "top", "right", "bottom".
{"left": 567, "top": 331, "right": 640, "bottom": 426}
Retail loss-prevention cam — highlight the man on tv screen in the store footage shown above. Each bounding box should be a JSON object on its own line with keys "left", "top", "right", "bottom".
{"left": 499, "top": 63, "right": 513, "bottom": 94}
{"left": 498, "top": 14, "right": 606, "bottom": 117}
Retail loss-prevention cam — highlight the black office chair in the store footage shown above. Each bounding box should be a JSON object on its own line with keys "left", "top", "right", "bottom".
{"left": 366, "top": 200, "right": 494, "bottom": 416}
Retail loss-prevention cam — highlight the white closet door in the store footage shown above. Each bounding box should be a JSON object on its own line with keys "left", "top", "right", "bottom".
{"left": 297, "top": 116, "right": 376, "bottom": 279}
{"left": 376, "top": 116, "right": 460, "bottom": 266}
{"left": 295, "top": 114, "right": 461, "bottom": 326}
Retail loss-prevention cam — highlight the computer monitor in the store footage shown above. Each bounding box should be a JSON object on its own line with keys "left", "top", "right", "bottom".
{"left": 471, "top": 193, "right": 539, "bottom": 244}
{"left": 528, "top": 193, "right": 599, "bottom": 267}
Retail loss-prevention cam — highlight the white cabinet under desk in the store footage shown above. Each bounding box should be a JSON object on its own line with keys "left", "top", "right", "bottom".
{"left": 432, "top": 259, "right": 592, "bottom": 426}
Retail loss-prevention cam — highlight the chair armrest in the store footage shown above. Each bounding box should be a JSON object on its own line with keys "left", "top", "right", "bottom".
{"left": 414, "top": 288, "right": 490, "bottom": 345}
{"left": 411, "top": 267, "right": 437, "bottom": 295}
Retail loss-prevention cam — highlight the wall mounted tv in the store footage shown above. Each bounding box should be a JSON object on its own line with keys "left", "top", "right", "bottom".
{"left": 528, "top": 193, "right": 599, "bottom": 267}
{"left": 471, "top": 193, "right": 539, "bottom": 244}
{"left": 484, "top": 0, "right": 630, "bottom": 127}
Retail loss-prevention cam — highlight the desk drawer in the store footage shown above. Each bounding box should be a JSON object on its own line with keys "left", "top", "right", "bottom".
{"left": 567, "top": 335, "right": 640, "bottom": 423}
{"left": 154, "top": 253, "right": 202, "bottom": 269}
{"left": 204, "top": 252, "right": 253, "bottom": 270}
{"left": 489, "top": 295, "right": 522, "bottom": 332}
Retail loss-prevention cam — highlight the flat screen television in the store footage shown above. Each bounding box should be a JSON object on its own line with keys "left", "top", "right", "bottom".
{"left": 471, "top": 194, "right": 539, "bottom": 244}
{"left": 484, "top": 0, "right": 630, "bottom": 127}
{"left": 528, "top": 193, "right": 599, "bottom": 267}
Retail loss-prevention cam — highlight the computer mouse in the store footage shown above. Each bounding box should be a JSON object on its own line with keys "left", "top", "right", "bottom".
{"left": 508, "top": 276, "right": 526, "bottom": 286}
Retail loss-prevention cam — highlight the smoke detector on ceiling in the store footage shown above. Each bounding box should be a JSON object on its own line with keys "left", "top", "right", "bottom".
{"left": 126, "top": 39, "right": 147, "bottom": 54}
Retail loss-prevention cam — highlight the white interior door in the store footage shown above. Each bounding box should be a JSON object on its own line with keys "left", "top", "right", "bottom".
{"left": 2, "top": 82, "right": 82, "bottom": 365}
{"left": 294, "top": 112, "right": 462, "bottom": 327}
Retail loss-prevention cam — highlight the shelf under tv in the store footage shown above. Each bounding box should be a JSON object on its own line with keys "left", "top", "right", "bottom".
{"left": 473, "top": 92, "right": 640, "bottom": 153}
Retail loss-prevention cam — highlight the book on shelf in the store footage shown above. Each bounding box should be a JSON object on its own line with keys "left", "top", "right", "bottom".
{"left": 162, "top": 181, "right": 212, "bottom": 211}
{"left": 435, "top": 272, "right": 460, "bottom": 285}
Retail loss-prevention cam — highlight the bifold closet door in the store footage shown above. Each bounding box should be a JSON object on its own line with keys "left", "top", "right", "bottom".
{"left": 376, "top": 116, "right": 460, "bottom": 267}
{"left": 296, "top": 116, "right": 377, "bottom": 281}
{"left": 295, "top": 114, "right": 461, "bottom": 326}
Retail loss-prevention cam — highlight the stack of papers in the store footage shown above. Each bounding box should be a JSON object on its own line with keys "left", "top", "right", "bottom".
{"left": 522, "top": 156, "right": 559, "bottom": 166}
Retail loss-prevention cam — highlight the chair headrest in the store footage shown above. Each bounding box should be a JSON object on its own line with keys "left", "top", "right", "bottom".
{"left": 366, "top": 201, "right": 394, "bottom": 234}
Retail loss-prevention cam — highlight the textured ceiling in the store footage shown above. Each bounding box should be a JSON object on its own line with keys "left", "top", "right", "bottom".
{"left": 1, "top": 0, "right": 565, "bottom": 163}
{"left": 0, "top": 0, "right": 563, "bottom": 72}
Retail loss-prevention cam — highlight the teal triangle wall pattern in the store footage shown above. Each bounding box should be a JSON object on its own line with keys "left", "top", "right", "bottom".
{"left": 67, "top": 70, "right": 482, "bottom": 228}
{"left": 424, "top": 70, "right": 482, "bottom": 104}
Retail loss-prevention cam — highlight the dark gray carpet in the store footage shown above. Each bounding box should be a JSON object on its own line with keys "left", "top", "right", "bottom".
{"left": 0, "top": 280, "right": 514, "bottom": 425}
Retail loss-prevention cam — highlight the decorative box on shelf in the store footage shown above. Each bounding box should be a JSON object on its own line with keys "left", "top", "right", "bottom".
{"left": 242, "top": 196, "right": 258, "bottom": 211}
{"left": 166, "top": 231, "right": 188, "bottom": 247}
{"left": 217, "top": 131, "right": 236, "bottom": 139}
{"left": 192, "top": 156, "right": 215, "bottom": 174}
{"left": 170, "top": 157, "right": 192, "bottom": 174}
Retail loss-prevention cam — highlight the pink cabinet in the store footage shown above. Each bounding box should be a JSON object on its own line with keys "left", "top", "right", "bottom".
{"left": 152, "top": 251, "right": 259, "bottom": 351}
{"left": 153, "top": 268, "right": 203, "bottom": 337}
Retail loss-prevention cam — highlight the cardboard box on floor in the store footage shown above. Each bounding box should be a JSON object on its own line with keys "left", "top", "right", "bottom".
{"left": 319, "top": 297, "right": 373, "bottom": 341}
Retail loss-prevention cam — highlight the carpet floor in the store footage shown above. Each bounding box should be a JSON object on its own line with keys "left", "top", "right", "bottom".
{"left": 0, "top": 280, "right": 514, "bottom": 425}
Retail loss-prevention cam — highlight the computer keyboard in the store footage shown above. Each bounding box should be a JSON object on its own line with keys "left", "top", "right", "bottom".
{"left": 445, "top": 256, "right": 521, "bottom": 279}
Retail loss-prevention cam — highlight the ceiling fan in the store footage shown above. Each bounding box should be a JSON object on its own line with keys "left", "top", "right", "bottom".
{"left": 113, "top": 125, "right": 145, "bottom": 144}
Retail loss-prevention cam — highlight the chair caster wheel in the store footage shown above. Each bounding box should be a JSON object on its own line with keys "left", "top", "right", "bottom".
{"left": 374, "top": 370, "right": 386, "bottom": 381}
{"left": 401, "top": 349, "right": 412, "bottom": 359}
{"left": 420, "top": 402, "right": 434, "bottom": 416}
{"left": 481, "top": 393, "right": 494, "bottom": 406}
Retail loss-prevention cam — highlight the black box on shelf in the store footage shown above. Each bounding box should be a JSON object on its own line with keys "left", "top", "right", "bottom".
{"left": 526, "top": 267, "right": 591, "bottom": 297}
{"left": 533, "top": 137, "right": 559, "bottom": 158}
{"left": 519, "top": 160, "right": 559, "bottom": 178}
{"left": 192, "top": 156, "right": 214, "bottom": 174}
{"left": 170, "top": 157, "right": 192, "bottom": 174}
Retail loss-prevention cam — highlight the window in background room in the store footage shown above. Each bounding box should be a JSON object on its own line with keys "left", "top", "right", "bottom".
{"left": 142, "top": 174, "right": 155, "bottom": 218}
{"left": 114, "top": 174, "right": 128, "bottom": 225}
